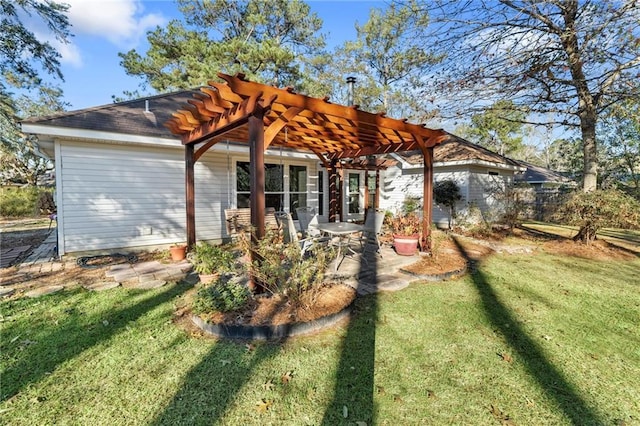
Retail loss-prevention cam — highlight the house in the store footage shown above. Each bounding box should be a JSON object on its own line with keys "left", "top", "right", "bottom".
{"left": 514, "top": 160, "right": 576, "bottom": 189}
{"left": 23, "top": 76, "right": 448, "bottom": 256}
{"left": 22, "top": 81, "right": 518, "bottom": 255}
{"left": 386, "top": 135, "right": 526, "bottom": 227}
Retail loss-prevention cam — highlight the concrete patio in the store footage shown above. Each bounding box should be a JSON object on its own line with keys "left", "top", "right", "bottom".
{"left": 1, "top": 228, "right": 428, "bottom": 299}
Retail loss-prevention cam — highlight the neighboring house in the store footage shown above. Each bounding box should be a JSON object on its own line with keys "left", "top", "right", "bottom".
{"left": 23, "top": 93, "right": 521, "bottom": 255}
{"left": 514, "top": 160, "right": 576, "bottom": 188}
{"left": 386, "top": 135, "right": 526, "bottom": 227}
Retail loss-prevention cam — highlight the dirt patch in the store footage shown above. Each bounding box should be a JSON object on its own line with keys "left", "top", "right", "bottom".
{"left": 179, "top": 283, "right": 356, "bottom": 330}
{"left": 541, "top": 239, "right": 638, "bottom": 261}
{"left": 402, "top": 237, "right": 493, "bottom": 275}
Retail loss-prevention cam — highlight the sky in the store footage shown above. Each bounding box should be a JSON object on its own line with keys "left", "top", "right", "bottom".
{"left": 33, "top": 0, "right": 383, "bottom": 111}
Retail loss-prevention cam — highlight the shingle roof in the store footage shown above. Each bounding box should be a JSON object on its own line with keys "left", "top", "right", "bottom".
{"left": 514, "top": 160, "right": 575, "bottom": 184}
{"left": 398, "top": 133, "right": 522, "bottom": 167}
{"left": 22, "top": 90, "right": 198, "bottom": 139}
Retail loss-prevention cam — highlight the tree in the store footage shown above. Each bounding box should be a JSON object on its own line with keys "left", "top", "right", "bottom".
{"left": 1, "top": 0, "right": 70, "bottom": 118}
{"left": 434, "top": 179, "right": 461, "bottom": 229}
{"left": 1, "top": 0, "right": 70, "bottom": 185}
{"left": 119, "top": 0, "right": 325, "bottom": 92}
{"left": 599, "top": 97, "right": 640, "bottom": 197}
{"left": 344, "top": 0, "right": 441, "bottom": 119}
{"left": 556, "top": 189, "right": 640, "bottom": 243}
{"left": 416, "top": 0, "right": 640, "bottom": 192}
{"left": 0, "top": 85, "right": 68, "bottom": 185}
{"left": 459, "top": 100, "right": 530, "bottom": 157}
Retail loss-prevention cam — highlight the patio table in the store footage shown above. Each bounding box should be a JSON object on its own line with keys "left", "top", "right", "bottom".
{"left": 316, "top": 222, "right": 364, "bottom": 271}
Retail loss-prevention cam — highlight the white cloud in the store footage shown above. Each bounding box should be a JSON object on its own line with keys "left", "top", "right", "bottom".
{"left": 55, "top": 40, "right": 83, "bottom": 67}
{"left": 65, "top": 0, "right": 166, "bottom": 47}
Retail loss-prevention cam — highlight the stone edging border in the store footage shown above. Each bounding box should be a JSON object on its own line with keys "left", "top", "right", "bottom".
{"left": 399, "top": 264, "right": 468, "bottom": 282}
{"left": 191, "top": 302, "right": 354, "bottom": 340}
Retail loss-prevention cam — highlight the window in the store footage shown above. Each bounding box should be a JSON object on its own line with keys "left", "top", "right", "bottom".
{"left": 488, "top": 171, "right": 500, "bottom": 176}
{"left": 289, "top": 165, "right": 307, "bottom": 219}
{"left": 348, "top": 173, "right": 360, "bottom": 214}
{"left": 367, "top": 173, "right": 376, "bottom": 209}
{"left": 237, "top": 162, "right": 284, "bottom": 210}
{"left": 236, "top": 162, "right": 307, "bottom": 219}
{"left": 317, "top": 171, "right": 324, "bottom": 215}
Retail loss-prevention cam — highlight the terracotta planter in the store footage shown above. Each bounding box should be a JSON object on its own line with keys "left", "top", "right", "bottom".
{"left": 393, "top": 234, "right": 420, "bottom": 256}
{"left": 170, "top": 245, "right": 187, "bottom": 261}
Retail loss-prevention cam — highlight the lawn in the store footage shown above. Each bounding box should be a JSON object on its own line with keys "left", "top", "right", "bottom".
{"left": 1, "top": 237, "right": 639, "bottom": 425}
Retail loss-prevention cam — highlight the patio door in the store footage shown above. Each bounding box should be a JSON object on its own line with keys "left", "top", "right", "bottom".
{"left": 343, "top": 171, "right": 365, "bottom": 222}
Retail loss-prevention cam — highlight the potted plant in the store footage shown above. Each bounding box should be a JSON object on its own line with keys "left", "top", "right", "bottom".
{"left": 389, "top": 212, "right": 422, "bottom": 255}
{"left": 169, "top": 243, "right": 187, "bottom": 261}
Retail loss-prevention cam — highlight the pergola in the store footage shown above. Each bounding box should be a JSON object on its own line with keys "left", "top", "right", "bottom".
{"left": 165, "top": 72, "right": 447, "bottom": 252}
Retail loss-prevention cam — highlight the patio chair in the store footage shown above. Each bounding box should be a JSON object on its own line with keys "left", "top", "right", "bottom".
{"left": 359, "top": 209, "right": 386, "bottom": 257}
{"left": 275, "top": 211, "right": 314, "bottom": 255}
{"left": 295, "top": 206, "right": 315, "bottom": 238}
{"left": 296, "top": 207, "right": 329, "bottom": 243}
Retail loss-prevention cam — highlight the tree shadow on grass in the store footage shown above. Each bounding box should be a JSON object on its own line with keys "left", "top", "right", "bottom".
{"left": 0, "top": 282, "right": 192, "bottom": 402}
{"left": 451, "top": 236, "right": 604, "bottom": 425}
{"left": 321, "top": 246, "right": 379, "bottom": 425}
{"left": 151, "top": 340, "right": 280, "bottom": 425}
{"left": 152, "top": 242, "right": 380, "bottom": 425}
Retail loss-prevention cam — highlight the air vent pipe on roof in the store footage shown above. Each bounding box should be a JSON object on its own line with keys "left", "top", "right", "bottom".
{"left": 346, "top": 76, "right": 356, "bottom": 106}
{"left": 145, "top": 99, "right": 150, "bottom": 112}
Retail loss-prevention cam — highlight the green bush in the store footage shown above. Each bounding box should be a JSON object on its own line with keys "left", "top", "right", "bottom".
{"left": 434, "top": 180, "right": 462, "bottom": 229}
{"left": 238, "top": 229, "right": 331, "bottom": 301}
{"left": 555, "top": 189, "right": 640, "bottom": 243}
{"left": 188, "top": 242, "right": 235, "bottom": 275}
{"left": 0, "top": 186, "right": 52, "bottom": 218}
{"left": 192, "top": 275, "right": 250, "bottom": 314}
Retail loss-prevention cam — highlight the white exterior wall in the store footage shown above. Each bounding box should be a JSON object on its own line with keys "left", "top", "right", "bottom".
{"left": 57, "top": 140, "right": 187, "bottom": 254}
{"left": 432, "top": 166, "right": 470, "bottom": 228}
{"left": 55, "top": 139, "right": 320, "bottom": 255}
{"left": 379, "top": 163, "right": 470, "bottom": 227}
{"left": 379, "top": 162, "right": 516, "bottom": 227}
{"left": 378, "top": 166, "right": 424, "bottom": 212}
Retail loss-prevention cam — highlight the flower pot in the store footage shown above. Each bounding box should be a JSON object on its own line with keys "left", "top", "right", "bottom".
{"left": 393, "top": 234, "right": 420, "bottom": 256}
{"left": 170, "top": 245, "right": 187, "bottom": 261}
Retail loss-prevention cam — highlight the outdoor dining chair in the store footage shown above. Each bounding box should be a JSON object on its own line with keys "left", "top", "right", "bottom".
{"left": 296, "top": 207, "right": 330, "bottom": 244}
{"left": 275, "top": 211, "right": 314, "bottom": 255}
{"left": 295, "top": 206, "right": 315, "bottom": 238}
{"left": 359, "top": 209, "right": 386, "bottom": 257}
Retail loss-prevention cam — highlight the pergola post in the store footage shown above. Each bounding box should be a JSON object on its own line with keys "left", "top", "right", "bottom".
{"left": 249, "top": 113, "right": 266, "bottom": 241}
{"left": 328, "top": 161, "right": 339, "bottom": 222}
{"left": 375, "top": 170, "right": 380, "bottom": 209}
{"left": 421, "top": 147, "right": 434, "bottom": 252}
{"left": 185, "top": 144, "right": 196, "bottom": 249}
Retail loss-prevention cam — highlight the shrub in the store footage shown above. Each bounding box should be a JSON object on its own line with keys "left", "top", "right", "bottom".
{"left": 434, "top": 180, "right": 462, "bottom": 229}
{"left": 188, "top": 242, "right": 235, "bottom": 275}
{"left": 555, "top": 189, "right": 640, "bottom": 243}
{"left": 239, "top": 229, "right": 331, "bottom": 301}
{"left": 401, "top": 196, "right": 422, "bottom": 214}
{"left": 0, "top": 186, "right": 48, "bottom": 217}
{"left": 192, "top": 275, "right": 250, "bottom": 314}
{"left": 388, "top": 212, "right": 422, "bottom": 236}
{"left": 36, "top": 191, "right": 56, "bottom": 215}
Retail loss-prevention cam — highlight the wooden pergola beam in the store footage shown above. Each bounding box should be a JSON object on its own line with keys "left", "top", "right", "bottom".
{"left": 165, "top": 72, "right": 449, "bottom": 257}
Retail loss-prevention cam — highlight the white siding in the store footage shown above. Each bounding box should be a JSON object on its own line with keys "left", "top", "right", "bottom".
{"left": 379, "top": 164, "right": 470, "bottom": 227}
{"left": 379, "top": 166, "right": 424, "bottom": 212}
{"left": 59, "top": 141, "right": 187, "bottom": 253}
{"left": 433, "top": 167, "right": 469, "bottom": 228}
{"left": 467, "top": 166, "right": 512, "bottom": 222}
{"left": 57, "top": 140, "right": 320, "bottom": 254}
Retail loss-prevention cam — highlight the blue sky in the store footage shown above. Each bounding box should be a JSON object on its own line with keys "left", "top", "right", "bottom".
{"left": 36, "top": 0, "right": 382, "bottom": 110}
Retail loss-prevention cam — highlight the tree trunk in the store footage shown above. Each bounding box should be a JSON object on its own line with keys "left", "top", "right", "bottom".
{"left": 573, "top": 223, "right": 597, "bottom": 244}
{"left": 581, "top": 112, "right": 598, "bottom": 192}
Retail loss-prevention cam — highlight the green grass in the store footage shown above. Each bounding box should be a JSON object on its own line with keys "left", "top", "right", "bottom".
{"left": 1, "top": 245, "right": 639, "bottom": 425}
